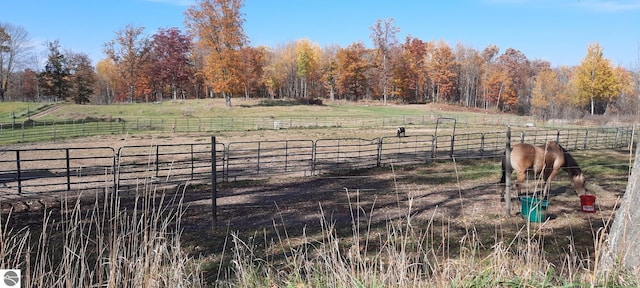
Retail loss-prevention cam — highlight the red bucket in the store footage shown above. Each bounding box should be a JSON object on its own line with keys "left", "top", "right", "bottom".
{"left": 580, "top": 195, "right": 596, "bottom": 213}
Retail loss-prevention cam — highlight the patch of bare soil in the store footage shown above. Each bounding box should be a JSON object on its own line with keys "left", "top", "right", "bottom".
{"left": 1, "top": 131, "right": 630, "bottom": 275}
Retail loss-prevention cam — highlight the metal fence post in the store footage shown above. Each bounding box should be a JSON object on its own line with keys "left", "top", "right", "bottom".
{"left": 211, "top": 136, "right": 218, "bottom": 228}
{"left": 66, "top": 148, "right": 71, "bottom": 191}
{"left": 311, "top": 140, "right": 317, "bottom": 176}
{"left": 16, "top": 150, "right": 22, "bottom": 194}
{"left": 505, "top": 126, "right": 512, "bottom": 216}
{"left": 376, "top": 138, "right": 382, "bottom": 167}
{"left": 155, "top": 145, "right": 160, "bottom": 178}
{"left": 191, "top": 144, "right": 195, "bottom": 179}
{"left": 112, "top": 148, "right": 117, "bottom": 193}
{"left": 583, "top": 130, "right": 589, "bottom": 150}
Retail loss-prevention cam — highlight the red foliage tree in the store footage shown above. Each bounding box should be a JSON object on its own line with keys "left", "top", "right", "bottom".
{"left": 150, "top": 27, "right": 192, "bottom": 100}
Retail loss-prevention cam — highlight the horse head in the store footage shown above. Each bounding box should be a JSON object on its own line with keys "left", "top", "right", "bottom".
{"left": 571, "top": 173, "right": 587, "bottom": 195}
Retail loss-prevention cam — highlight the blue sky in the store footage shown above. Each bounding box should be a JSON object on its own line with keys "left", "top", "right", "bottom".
{"left": 3, "top": 0, "right": 639, "bottom": 68}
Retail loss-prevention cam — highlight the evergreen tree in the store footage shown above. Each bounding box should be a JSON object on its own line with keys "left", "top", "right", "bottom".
{"left": 40, "top": 40, "right": 71, "bottom": 101}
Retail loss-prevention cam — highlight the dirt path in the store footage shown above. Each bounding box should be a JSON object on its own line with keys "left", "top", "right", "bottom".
{"left": 29, "top": 104, "right": 62, "bottom": 119}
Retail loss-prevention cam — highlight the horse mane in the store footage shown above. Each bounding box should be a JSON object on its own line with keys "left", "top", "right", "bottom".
{"left": 557, "top": 143, "right": 583, "bottom": 177}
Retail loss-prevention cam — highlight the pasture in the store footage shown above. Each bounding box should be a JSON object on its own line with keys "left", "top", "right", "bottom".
{"left": 0, "top": 99, "right": 637, "bottom": 287}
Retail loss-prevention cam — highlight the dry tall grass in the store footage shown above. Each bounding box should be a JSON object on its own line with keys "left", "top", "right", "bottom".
{"left": 213, "top": 183, "right": 638, "bottom": 287}
{"left": 0, "top": 184, "right": 203, "bottom": 287}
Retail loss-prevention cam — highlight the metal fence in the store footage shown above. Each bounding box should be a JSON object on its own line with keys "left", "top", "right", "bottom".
{"left": 1, "top": 113, "right": 621, "bottom": 145}
{"left": 0, "top": 126, "right": 635, "bottom": 197}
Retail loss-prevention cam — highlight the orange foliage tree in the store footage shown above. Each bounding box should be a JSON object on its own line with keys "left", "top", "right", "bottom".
{"left": 401, "top": 36, "right": 430, "bottom": 103}
{"left": 485, "top": 69, "right": 516, "bottom": 111}
{"left": 186, "top": 0, "right": 248, "bottom": 107}
{"left": 239, "top": 45, "right": 268, "bottom": 98}
{"left": 428, "top": 40, "right": 457, "bottom": 103}
{"left": 336, "top": 42, "right": 369, "bottom": 101}
{"left": 103, "top": 24, "right": 151, "bottom": 102}
{"left": 493, "top": 48, "right": 531, "bottom": 112}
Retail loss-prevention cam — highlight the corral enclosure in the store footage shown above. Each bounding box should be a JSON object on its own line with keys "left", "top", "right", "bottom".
{"left": 0, "top": 125, "right": 634, "bottom": 196}
{"left": 1, "top": 100, "right": 638, "bottom": 286}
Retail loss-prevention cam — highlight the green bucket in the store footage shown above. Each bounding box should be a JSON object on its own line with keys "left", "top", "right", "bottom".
{"left": 519, "top": 196, "right": 549, "bottom": 223}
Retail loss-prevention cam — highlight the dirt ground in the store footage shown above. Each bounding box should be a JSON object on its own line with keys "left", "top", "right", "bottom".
{"left": 3, "top": 148, "right": 626, "bottom": 234}
{"left": 1, "top": 126, "right": 632, "bottom": 275}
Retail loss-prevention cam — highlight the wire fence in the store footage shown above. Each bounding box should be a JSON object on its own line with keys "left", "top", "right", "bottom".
{"left": 0, "top": 126, "right": 635, "bottom": 198}
{"left": 0, "top": 113, "right": 625, "bottom": 145}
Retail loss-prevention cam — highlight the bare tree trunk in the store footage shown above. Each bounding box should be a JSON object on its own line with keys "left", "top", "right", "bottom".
{"left": 224, "top": 91, "right": 232, "bottom": 107}
{"left": 598, "top": 140, "right": 640, "bottom": 277}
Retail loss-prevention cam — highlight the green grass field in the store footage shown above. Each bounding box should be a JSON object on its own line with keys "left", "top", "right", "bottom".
{"left": 9, "top": 98, "right": 521, "bottom": 122}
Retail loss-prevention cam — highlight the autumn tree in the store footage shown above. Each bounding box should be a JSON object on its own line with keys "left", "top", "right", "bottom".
{"left": 189, "top": 46, "right": 208, "bottom": 99}
{"left": 486, "top": 69, "right": 517, "bottom": 111}
{"left": 387, "top": 44, "right": 411, "bottom": 102}
{"left": 370, "top": 18, "right": 399, "bottom": 105}
{"left": 494, "top": 48, "right": 531, "bottom": 113}
{"left": 611, "top": 66, "right": 636, "bottom": 115}
{"left": 263, "top": 42, "right": 294, "bottom": 98}
{"left": 104, "top": 24, "right": 151, "bottom": 102}
{"left": 573, "top": 43, "right": 621, "bottom": 114}
{"left": 455, "top": 42, "right": 483, "bottom": 107}
{"left": 336, "top": 42, "right": 369, "bottom": 100}
{"left": 150, "top": 27, "right": 192, "bottom": 100}
{"left": 20, "top": 68, "right": 39, "bottom": 101}
{"left": 531, "top": 63, "right": 562, "bottom": 119}
{"left": 427, "top": 40, "right": 457, "bottom": 103}
{"left": 0, "top": 23, "right": 31, "bottom": 101}
{"left": 294, "top": 39, "right": 321, "bottom": 98}
{"left": 186, "top": 0, "right": 248, "bottom": 107}
{"left": 319, "top": 44, "right": 339, "bottom": 101}
{"left": 40, "top": 40, "right": 71, "bottom": 101}
{"left": 67, "top": 52, "right": 96, "bottom": 104}
{"left": 401, "top": 36, "right": 430, "bottom": 103}
{"left": 239, "top": 45, "right": 268, "bottom": 98}
{"left": 94, "top": 59, "right": 118, "bottom": 104}
{"left": 479, "top": 44, "right": 500, "bottom": 109}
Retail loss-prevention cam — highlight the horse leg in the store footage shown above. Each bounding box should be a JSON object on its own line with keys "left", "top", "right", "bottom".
{"left": 515, "top": 170, "right": 527, "bottom": 196}
{"left": 500, "top": 157, "right": 507, "bottom": 201}
{"left": 543, "top": 168, "right": 560, "bottom": 199}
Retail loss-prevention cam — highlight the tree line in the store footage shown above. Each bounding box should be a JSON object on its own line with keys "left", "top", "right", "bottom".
{"left": 1, "top": 0, "right": 638, "bottom": 119}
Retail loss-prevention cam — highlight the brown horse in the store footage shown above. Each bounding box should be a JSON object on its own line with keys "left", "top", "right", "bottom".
{"left": 500, "top": 141, "right": 586, "bottom": 200}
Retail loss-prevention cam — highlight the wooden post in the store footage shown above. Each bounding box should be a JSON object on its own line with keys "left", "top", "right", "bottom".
{"left": 211, "top": 136, "right": 218, "bottom": 228}
{"left": 505, "top": 126, "right": 512, "bottom": 216}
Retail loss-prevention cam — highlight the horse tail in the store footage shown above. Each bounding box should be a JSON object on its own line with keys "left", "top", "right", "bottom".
{"left": 500, "top": 155, "right": 507, "bottom": 184}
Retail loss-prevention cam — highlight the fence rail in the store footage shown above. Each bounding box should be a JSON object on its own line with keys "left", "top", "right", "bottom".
{"left": 0, "top": 126, "right": 636, "bottom": 198}
{"left": 2, "top": 113, "right": 630, "bottom": 145}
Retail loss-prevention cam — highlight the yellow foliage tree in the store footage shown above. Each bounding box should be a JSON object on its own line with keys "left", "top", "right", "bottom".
{"left": 531, "top": 67, "right": 562, "bottom": 119}
{"left": 95, "top": 58, "right": 120, "bottom": 104}
{"left": 294, "top": 39, "right": 321, "bottom": 98}
{"left": 573, "top": 43, "right": 620, "bottom": 114}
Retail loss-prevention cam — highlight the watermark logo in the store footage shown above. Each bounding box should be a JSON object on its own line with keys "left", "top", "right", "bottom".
{"left": 0, "top": 270, "right": 20, "bottom": 288}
